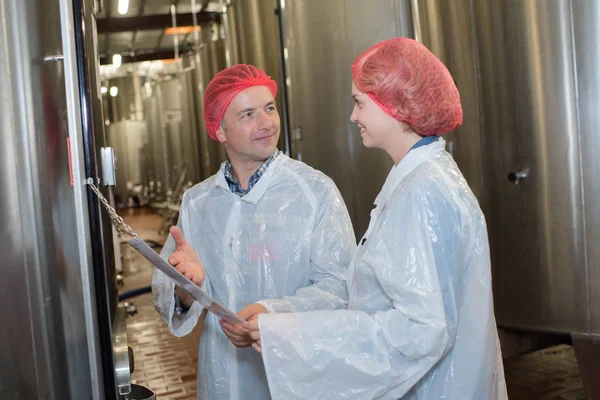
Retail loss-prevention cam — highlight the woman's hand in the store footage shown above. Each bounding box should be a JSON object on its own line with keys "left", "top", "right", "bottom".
{"left": 244, "top": 319, "right": 262, "bottom": 354}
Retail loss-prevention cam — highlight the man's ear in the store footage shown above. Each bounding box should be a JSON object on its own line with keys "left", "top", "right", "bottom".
{"left": 215, "top": 124, "right": 227, "bottom": 143}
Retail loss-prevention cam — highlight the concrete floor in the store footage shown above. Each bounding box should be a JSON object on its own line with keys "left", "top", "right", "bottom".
{"left": 118, "top": 208, "right": 588, "bottom": 400}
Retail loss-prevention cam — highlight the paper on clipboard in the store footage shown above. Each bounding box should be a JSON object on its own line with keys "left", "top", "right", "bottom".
{"left": 126, "top": 238, "right": 244, "bottom": 325}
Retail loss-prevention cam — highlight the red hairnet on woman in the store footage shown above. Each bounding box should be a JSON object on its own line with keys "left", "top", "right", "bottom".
{"left": 245, "top": 38, "right": 508, "bottom": 399}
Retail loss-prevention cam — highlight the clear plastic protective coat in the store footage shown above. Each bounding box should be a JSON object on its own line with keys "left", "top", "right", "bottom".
{"left": 152, "top": 153, "right": 356, "bottom": 400}
{"left": 258, "top": 140, "right": 508, "bottom": 399}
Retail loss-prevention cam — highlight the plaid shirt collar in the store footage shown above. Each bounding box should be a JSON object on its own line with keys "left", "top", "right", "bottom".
{"left": 224, "top": 150, "right": 281, "bottom": 196}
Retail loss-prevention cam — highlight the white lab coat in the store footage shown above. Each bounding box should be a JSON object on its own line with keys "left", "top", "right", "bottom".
{"left": 258, "top": 139, "right": 508, "bottom": 399}
{"left": 152, "top": 153, "right": 356, "bottom": 400}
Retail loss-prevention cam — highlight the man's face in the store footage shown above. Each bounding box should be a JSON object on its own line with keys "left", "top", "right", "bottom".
{"left": 216, "top": 86, "right": 280, "bottom": 163}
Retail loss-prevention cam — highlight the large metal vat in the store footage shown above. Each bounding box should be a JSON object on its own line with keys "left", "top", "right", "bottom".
{"left": 104, "top": 75, "right": 145, "bottom": 123}
{"left": 0, "top": 0, "right": 143, "bottom": 397}
{"left": 0, "top": 0, "right": 100, "bottom": 396}
{"left": 105, "top": 120, "right": 147, "bottom": 201}
{"left": 0, "top": 0, "right": 161, "bottom": 396}
{"left": 222, "top": 0, "right": 289, "bottom": 153}
{"left": 465, "top": 0, "right": 588, "bottom": 334}
{"left": 409, "top": 0, "right": 484, "bottom": 201}
{"left": 278, "top": 0, "right": 412, "bottom": 238}
{"left": 413, "top": 2, "right": 599, "bottom": 392}
{"left": 572, "top": 0, "right": 600, "bottom": 336}
{"left": 275, "top": 0, "right": 599, "bottom": 341}
{"left": 136, "top": 22, "right": 228, "bottom": 198}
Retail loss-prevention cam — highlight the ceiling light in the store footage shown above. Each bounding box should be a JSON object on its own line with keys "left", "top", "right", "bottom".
{"left": 118, "top": 0, "right": 129, "bottom": 15}
{"left": 165, "top": 26, "right": 201, "bottom": 35}
{"left": 112, "top": 54, "right": 122, "bottom": 68}
{"left": 101, "top": 86, "right": 108, "bottom": 94}
{"left": 110, "top": 86, "right": 118, "bottom": 97}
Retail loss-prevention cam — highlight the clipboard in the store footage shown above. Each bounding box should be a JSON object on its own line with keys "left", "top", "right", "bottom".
{"left": 126, "top": 238, "right": 244, "bottom": 325}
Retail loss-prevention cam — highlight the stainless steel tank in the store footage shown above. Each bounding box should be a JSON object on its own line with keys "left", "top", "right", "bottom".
{"left": 180, "top": 42, "right": 229, "bottom": 182}
{"left": 410, "top": 0, "right": 599, "bottom": 348}
{"left": 421, "top": 1, "right": 599, "bottom": 393}
{"left": 223, "top": 0, "right": 289, "bottom": 153}
{"left": 202, "top": 21, "right": 227, "bottom": 82}
{"left": 572, "top": 0, "right": 600, "bottom": 336}
{"left": 468, "top": 0, "right": 588, "bottom": 335}
{"left": 105, "top": 75, "right": 145, "bottom": 123}
{"left": 223, "top": 0, "right": 280, "bottom": 81}
{"left": 409, "top": 3, "right": 600, "bottom": 392}
{"left": 410, "top": 0, "right": 484, "bottom": 201}
{"left": 142, "top": 77, "right": 182, "bottom": 199}
{"left": 179, "top": 67, "right": 206, "bottom": 184}
{"left": 0, "top": 0, "right": 99, "bottom": 396}
{"left": 105, "top": 120, "right": 147, "bottom": 202}
{"left": 199, "top": 22, "right": 229, "bottom": 172}
{"left": 1, "top": 0, "right": 143, "bottom": 397}
{"left": 142, "top": 92, "right": 168, "bottom": 200}
{"left": 278, "top": 0, "right": 412, "bottom": 238}
{"left": 278, "top": 0, "right": 600, "bottom": 344}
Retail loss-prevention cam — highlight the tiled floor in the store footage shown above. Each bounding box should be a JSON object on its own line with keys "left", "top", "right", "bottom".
{"left": 504, "top": 345, "right": 587, "bottom": 400}
{"left": 119, "top": 208, "right": 201, "bottom": 400}
{"left": 118, "top": 208, "right": 588, "bottom": 400}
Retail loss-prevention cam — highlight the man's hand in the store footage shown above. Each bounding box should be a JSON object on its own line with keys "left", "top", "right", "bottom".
{"left": 168, "top": 226, "right": 205, "bottom": 285}
{"left": 220, "top": 304, "right": 268, "bottom": 348}
{"left": 239, "top": 303, "right": 268, "bottom": 322}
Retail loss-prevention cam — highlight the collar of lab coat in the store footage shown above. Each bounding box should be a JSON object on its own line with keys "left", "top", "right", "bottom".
{"left": 215, "top": 153, "right": 285, "bottom": 205}
{"left": 374, "top": 138, "right": 447, "bottom": 208}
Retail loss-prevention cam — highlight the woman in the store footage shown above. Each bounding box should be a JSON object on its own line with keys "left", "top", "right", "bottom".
{"left": 245, "top": 38, "right": 507, "bottom": 399}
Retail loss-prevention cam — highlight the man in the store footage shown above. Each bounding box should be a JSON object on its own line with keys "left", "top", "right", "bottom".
{"left": 152, "top": 64, "right": 356, "bottom": 400}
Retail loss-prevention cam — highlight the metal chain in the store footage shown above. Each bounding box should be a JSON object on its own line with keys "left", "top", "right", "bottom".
{"left": 87, "top": 181, "right": 139, "bottom": 239}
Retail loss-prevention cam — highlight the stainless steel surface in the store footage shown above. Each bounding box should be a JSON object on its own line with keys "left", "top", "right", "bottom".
{"left": 156, "top": 77, "right": 183, "bottom": 194}
{"left": 105, "top": 75, "right": 145, "bottom": 123}
{"left": 411, "top": 0, "right": 484, "bottom": 200}
{"left": 472, "top": 0, "right": 587, "bottom": 333}
{"left": 78, "top": 0, "right": 121, "bottom": 337}
{"left": 273, "top": 1, "right": 291, "bottom": 155}
{"left": 165, "top": 111, "right": 186, "bottom": 191}
{"left": 141, "top": 73, "right": 203, "bottom": 200}
{"left": 203, "top": 21, "right": 227, "bottom": 80}
{"left": 223, "top": 0, "right": 287, "bottom": 151}
{"left": 280, "top": 0, "right": 405, "bottom": 237}
{"left": 0, "top": 0, "right": 100, "bottom": 397}
{"left": 225, "top": 0, "right": 279, "bottom": 77}
{"left": 143, "top": 94, "right": 166, "bottom": 196}
{"left": 59, "top": 0, "right": 105, "bottom": 396}
{"left": 182, "top": 52, "right": 217, "bottom": 179}
{"left": 572, "top": 333, "right": 600, "bottom": 398}
{"left": 277, "top": 0, "right": 597, "bottom": 336}
{"left": 114, "top": 305, "right": 132, "bottom": 398}
{"left": 101, "top": 146, "right": 117, "bottom": 186}
{"left": 222, "top": 4, "right": 235, "bottom": 68}
{"left": 179, "top": 64, "right": 206, "bottom": 182}
{"left": 507, "top": 169, "right": 530, "bottom": 185}
{"left": 199, "top": 22, "right": 228, "bottom": 170}
{"left": 141, "top": 43, "right": 228, "bottom": 193}
{"left": 130, "top": 383, "right": 156, "bottom": 400}
{"left": 143, "top": 80, "right": 175, "bottom": 194}
{"left": 159, "top": 76, "right": 182, "bottom": 112}
{"left": 106, "top": 121, "right": 147, "bottom": 197}
{"left": 572, "top": 0, "right": 600, "bottom": 334}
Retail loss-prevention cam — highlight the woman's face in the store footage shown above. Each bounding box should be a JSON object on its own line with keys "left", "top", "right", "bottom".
{"left": 350, "top": 81, "right": 398, "bottom": 149}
